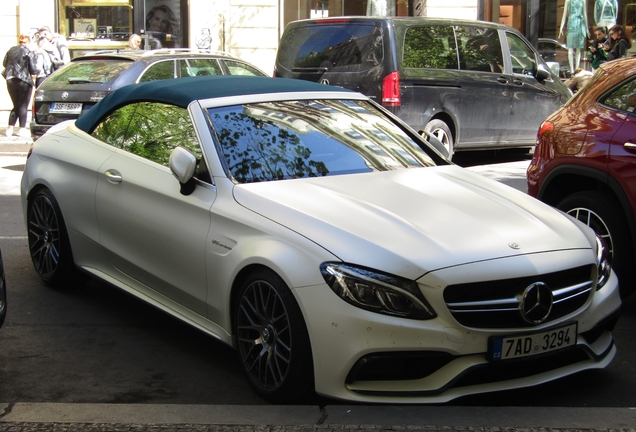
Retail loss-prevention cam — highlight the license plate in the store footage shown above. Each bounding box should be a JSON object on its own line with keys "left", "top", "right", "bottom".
{"left": 490, "top": 322, "right": 577, "bottom": 361}
{"left": 50, "top": 102, "right": 82, "bottom": 114}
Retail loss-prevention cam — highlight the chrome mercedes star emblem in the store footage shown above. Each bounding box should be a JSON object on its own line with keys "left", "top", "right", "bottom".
{"left": 320, "top": 78, "right": 329, "bottom": 85}
{"left": 509, "top": 242, "right": 520, "bottom": 249}
{"left": 61, "top": 92, "right": 69, "bottom": 100}
{"left": 520, "top": 282, "right": 553, "bottom": 324}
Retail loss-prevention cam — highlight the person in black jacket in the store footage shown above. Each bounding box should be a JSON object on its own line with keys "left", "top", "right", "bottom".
{"left": 3, "top": 34, "right": 37, "bottom": 138}
{"left": 607, "top": 24, "right": 632, "bottom": 61}
{"left": 588, "top": 26, "right": 609, "bottom": 69}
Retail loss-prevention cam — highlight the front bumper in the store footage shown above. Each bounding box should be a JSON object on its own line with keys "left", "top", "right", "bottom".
{"left": 295, "top": 249, "right": 621, "bottom": 403}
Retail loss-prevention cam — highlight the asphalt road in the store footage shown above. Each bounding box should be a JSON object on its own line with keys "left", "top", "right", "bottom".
{"left": 1, "top": 152, "right": 635, "bottom": 409}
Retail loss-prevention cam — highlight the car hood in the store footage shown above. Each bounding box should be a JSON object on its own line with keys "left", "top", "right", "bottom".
{"left": 232, "top": 166, "right": 592, "bottom": 280}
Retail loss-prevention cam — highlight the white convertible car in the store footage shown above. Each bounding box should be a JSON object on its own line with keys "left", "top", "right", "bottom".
{"left": 21, "top": 75, "right": 621, "bottom": 403}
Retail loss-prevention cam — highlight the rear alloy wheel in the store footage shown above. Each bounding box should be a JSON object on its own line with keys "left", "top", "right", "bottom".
{"left": 558, "top": 190, "right": 635, "bottom": 298}
{"left": 27, "top": 188, "right": 78, "bottom": 286}
{"left": 234, "top": 269, "right": 313, "bottom": 402}
{"left": 424, "top": 119, "right": 454, "bottom": 158}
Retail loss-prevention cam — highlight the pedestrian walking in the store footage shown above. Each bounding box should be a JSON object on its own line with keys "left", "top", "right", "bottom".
{"left": 32, "top": 33, "right": 54, "bottom": 87}
{"left": 588, "top": 26, "right": 609, "bottom": 69}
{"left": 127, "top": 34, "right": 142, "bottom": 50}
{"left": 2, "top": 34, "right": 37, "bottom": 138}
{"left": 606, "top": 24, "right": 631, "bottom": 60}
{"left": 37, "top": 26, "right": 70, "bottom": 68}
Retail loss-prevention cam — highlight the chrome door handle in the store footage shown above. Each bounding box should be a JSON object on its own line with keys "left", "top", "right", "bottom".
{"left": 104, "top": 169, "right": 122, "bottom": 184}
{"left": 624, "top": 142, "right": 636, "bottom": 151}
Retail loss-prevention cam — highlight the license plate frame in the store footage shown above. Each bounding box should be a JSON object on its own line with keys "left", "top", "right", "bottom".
{"left": 50, "top": 102, "right": 82, "bottom": 114}
{"left": 490, "top": 322, "right": 578, "bottom": 361}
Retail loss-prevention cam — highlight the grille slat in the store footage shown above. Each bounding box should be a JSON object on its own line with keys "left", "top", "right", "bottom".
{"left": 443, "top": 265, "right": 594, "bottom": 329}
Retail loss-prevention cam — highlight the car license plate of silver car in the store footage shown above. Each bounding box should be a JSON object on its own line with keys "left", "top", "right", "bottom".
{"left": 490, "top": 322, "right": 577, "bottom": 361}
{"left": 50, "top": 102, "right": 82, "bottom": 114}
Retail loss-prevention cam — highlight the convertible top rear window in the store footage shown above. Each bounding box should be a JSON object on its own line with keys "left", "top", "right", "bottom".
{"left": 208, "top": 99, "right": 436, "bottom": 183}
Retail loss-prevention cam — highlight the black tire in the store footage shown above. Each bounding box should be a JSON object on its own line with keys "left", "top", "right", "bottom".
{"left": 234, "top": 268, "right": 314, "bottom": 402}
{"left": 557, "top": 190, "right": 636, "bottom": 298}
{"left": 424, "top": 119, "right": 454, "bottom": 158}
{"left": 27, "top": 188, "right": 79, "bottom": 287}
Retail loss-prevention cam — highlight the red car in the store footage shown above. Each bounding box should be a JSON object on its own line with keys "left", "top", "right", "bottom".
{"left": 528, "top": 57, "right": 636, "bottom": 298}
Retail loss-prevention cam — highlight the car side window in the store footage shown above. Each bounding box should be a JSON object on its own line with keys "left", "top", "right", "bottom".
{"left": 180, "top": 59, "right": 222, "bottom": 77}
{"left": 602, "top": 78, "right": 636, "bottom": 113}
{"left": 455, "top": 26, "right": 504, "bottom": 73}
{"left": 403, "top": 25, "right": 458, "bottom": 70}
{"left": 506, "top": 32, "right": 537, "bottom": 76}
{"left": 223, "top": 60, "right": 263, "bottom": 76}
{"left": 91, "top": 104, "right": 136, "bottom": 148}
{"left": 138, "top": 60, "right": 176, "bottom": 82}
{"left": 120, "top": 102, "right": 203, "bottom": 168}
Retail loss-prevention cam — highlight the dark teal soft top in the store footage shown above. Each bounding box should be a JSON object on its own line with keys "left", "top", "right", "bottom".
{"left": 75, "top": 75, "right": 354, "bottom": 133}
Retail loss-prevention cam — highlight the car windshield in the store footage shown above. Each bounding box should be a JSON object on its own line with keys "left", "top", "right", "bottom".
{"left": 46, "top": 59, "right": 134, "bottom": 84}
{"left": 207, "top": 99, "right": 437, "bottom": 183}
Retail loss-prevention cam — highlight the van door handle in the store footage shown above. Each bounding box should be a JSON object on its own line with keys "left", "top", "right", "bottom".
{"left": 624, "top": 142, "right": 636, "bottom": 151}
{"left": 104, "top": 169, "right": 122, "bottom": 184}
{"left": 497, "top": 77, "right": 508, "bottom": 84}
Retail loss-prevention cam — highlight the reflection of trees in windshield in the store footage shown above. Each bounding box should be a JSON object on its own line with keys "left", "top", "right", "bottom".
{"left": 209, "top": 100, "right": 436, "bottom": 184}
{"left": 212, "top": 108, "right": 329, "bottom": 183}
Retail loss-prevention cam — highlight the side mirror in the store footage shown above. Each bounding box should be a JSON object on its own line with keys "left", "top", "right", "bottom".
{"left": 536, "top": 63, "right": 552, "bottom": 81}
{"left": 169, "top": 146, "right": 197, "bottom": 195}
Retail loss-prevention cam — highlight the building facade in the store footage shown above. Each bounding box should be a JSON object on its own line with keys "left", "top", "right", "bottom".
{"left": 2, "top": 0, "right": 635, "bottom": 115}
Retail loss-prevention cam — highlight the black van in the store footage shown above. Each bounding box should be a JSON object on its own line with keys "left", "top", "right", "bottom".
{"left": 274, "top": 17, "right": 571, "bottom": 157}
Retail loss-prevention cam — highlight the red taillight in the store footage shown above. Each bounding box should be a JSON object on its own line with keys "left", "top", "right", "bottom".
{"left": 538, "top": 121, "right": 554, "bottom": 139}
{"left": 382, "top": 71, "right": 400, "bottom": 107}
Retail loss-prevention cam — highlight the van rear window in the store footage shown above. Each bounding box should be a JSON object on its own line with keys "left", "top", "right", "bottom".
{"left": 278, "top": 25, "right": 383, "bottom": 73}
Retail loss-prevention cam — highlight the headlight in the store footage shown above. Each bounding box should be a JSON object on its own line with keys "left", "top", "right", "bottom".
{"left": 595, "top": 235, "right": 611, "bottom": 290}
{"left": 320, "top": 262, "right": 436, "bottom": 320}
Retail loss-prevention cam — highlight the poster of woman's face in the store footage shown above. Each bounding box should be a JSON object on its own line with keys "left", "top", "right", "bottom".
{"left": 145, "top": 0, "right": 180, "bottom": 47}
{"left": 146, "top": 1, "right": 180, "bottom": 35}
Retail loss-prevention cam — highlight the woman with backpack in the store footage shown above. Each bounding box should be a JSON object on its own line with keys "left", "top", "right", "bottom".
{"left": 3, "top": 34, "right": 37, "bottom": 138}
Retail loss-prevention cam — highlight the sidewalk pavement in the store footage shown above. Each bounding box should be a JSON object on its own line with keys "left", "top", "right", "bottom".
{"left": 0, "top": 125, "right": 33, "bottom": 156}
{"left": 1, "top": 403, "right": 635, "bottom": 431}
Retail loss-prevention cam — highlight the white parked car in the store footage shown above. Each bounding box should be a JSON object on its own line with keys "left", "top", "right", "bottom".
{"left": 21, "top": 75, "right": 621, "bottom": 403}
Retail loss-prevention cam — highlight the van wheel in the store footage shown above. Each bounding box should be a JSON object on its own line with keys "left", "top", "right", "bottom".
{"left": 557, "top": 191, "right": 635, "bottom": 298}
{"left": 424, "top": 120, "right": 454, "bottom": 158}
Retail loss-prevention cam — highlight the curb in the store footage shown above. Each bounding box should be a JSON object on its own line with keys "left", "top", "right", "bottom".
{"left": 1, "top": 404, "right": 636, "bottom": 430}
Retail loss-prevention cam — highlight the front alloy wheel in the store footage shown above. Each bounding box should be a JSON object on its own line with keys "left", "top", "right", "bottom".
{"left": 235, "top": 269, "right": 313, "bottom": 402}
